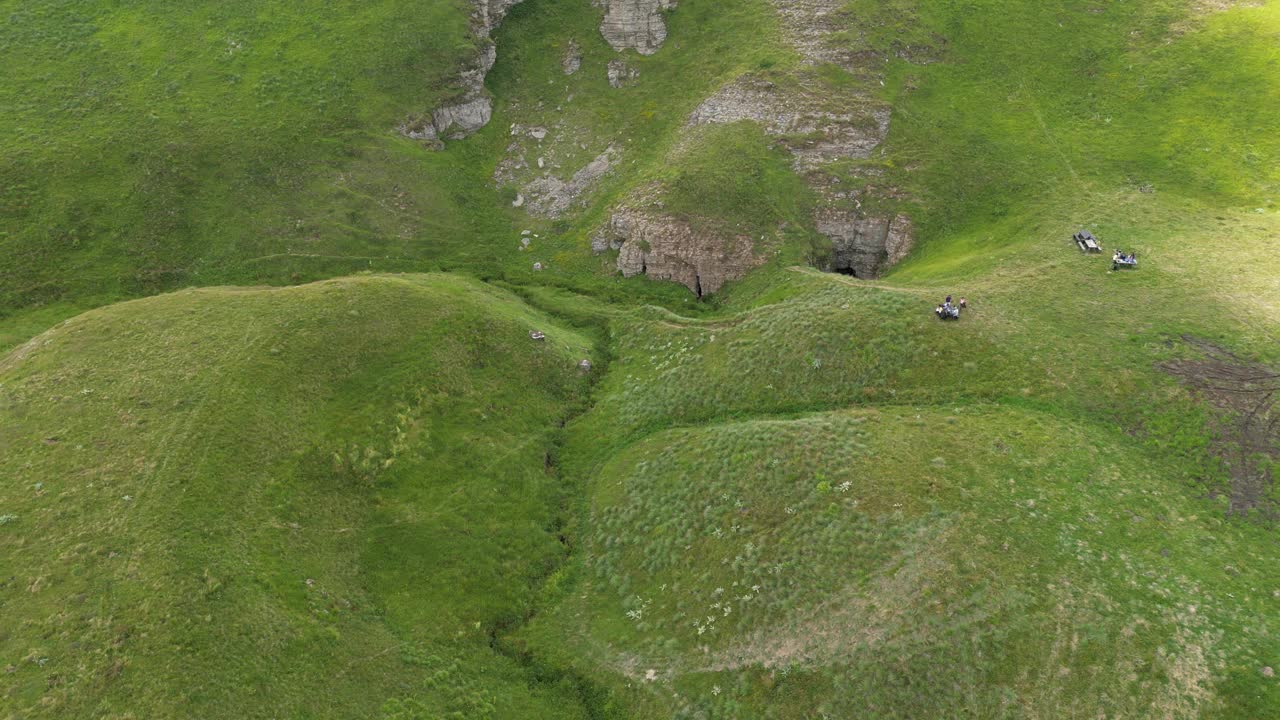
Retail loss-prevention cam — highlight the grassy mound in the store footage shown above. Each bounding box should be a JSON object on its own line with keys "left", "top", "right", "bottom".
{"left": 527, "top": 405, "right": 1280, "bottom": 718}
{"left": 0, "top": 274, "right": 596, "bottom": 719}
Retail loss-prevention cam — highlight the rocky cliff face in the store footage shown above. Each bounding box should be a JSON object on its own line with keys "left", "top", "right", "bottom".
{"left": 679, "top": 0, "right": 932, "bottom": 280}
{"left": 597, "top": 210, "right": 762, "bottom": 296}
{"left": 592, "top": 0, "right": 932, "bottom": 295}
{"left": 400, "top": 0, "right": 526, "bottom": 143}
{"left": 595, "top": 0, "right": 677, "bottom": 55}
{"left": 815, "top": 212, "right": 915, "bottom": 278}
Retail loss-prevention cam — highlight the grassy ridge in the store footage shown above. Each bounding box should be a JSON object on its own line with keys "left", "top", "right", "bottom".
{"left": 0, "top": 274, "right": 595, "bottom": 718}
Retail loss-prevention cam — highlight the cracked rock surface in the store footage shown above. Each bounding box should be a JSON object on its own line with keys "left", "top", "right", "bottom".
{"left": 603, "top": 209, "right": 763, "bottom": 296}
{"left": 595, "top": 0, "right": 678, "bottom": 55}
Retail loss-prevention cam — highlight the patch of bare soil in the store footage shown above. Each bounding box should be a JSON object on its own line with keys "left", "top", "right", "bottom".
{"left": 1161, "top": 336, "right": 1279, "bottom": 519}
{"left": 1171, "top": 0, "right": 1265, "bottom": 34}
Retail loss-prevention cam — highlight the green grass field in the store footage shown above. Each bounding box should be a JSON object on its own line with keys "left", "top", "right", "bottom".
{"left": 2, "top": 0, "right": 1279, "bottom": 717}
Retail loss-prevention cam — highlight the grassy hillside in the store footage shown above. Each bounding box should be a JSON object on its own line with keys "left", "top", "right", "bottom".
{"left": 868, "top": 0, "right": 1280, "bottom": 239}
{"left": 0, "top": 274, "right": 596, "bottom": 718}
{"left": 0, "top": 0, "right": 485, "bottom": 320}
{"left": 518, "top": 251, "right": 1279, "bottom": 716}
{"left": 2, "top": 0, "right": 1280, "bottom": 718}
{"left": 0, "top": 0, "right": 797, "bottom": 345}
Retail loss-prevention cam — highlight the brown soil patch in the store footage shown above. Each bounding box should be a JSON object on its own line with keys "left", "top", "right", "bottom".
{"left": 1161, "top": 336, "right": 1279, "bottom": 518}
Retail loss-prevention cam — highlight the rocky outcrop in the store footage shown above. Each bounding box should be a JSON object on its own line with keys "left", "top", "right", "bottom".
{"left": 596, "top": 0, "right": 677, "bottom": 55}
{"left": 690, "top": 77, "right": 891, "bottom": 169}
{"left": 815, "top": 212, "right": 915, "bottom": 278}
{"left": 562, "top": 40, "right": 582, "bottom": 75}
{"left": 521, "top": 146, "right": 620, "bottom": 218}
{"left": 676, "top": 0, "right": 925, "bottom": 279}
{"left": 598, "top": 210, "right": 763, "bottom": 296}
{"left": 400, "top": 0, "right": 526, "bottom": 142}
{"left": 686, "top": 73, "right": 913, "bottom": 278}
{"left": 770, "top": 0, "right": 861, "bottom": 70}
{"left": 607, "top": 59, "right": 640, "bottom": 88}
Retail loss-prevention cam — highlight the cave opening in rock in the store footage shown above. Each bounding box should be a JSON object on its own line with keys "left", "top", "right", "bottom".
{"left": 833, "top": 266, "right": 858, "bottom": 277}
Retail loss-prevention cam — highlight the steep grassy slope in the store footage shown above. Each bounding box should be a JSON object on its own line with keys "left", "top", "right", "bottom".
{"left": 0, "top": 0, "right": 487, "bottom": 320}
{"left": 0, "top": 274, "right": 596, "bottom": 718}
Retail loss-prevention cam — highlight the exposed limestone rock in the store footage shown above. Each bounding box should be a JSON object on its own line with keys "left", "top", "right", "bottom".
{"left": 596, "top": 0, "right": 677, "bottom": 55}
{"left": 815, "top": 212, "right": 915, "bottom": 278}
{"left": 521, "top": 146, "right": 620, "bottom": 218}
{"left": 607, "top": 59, "right": 640, "bottom": 88}
{"left": 562, "top": 40, "right": 583, "bottom": 75}
{"left": 603, "top": 209, "right": 763, "bottom": 296}
{"left": 403, "top": 94, "right": 493, "bottom": 142}
{"left": 400, "top": 0, "right": 526, "bottom": 142}
{"left": 686, "top": 72, "right": 912, "bottom": 277}
{"left": 770, "top": 0, "right": 860, "bottom": 69}
{"left": 689, "top": 76, "right": 891, "bottom": 169}
{"left": 591, "top": 229, "right": 625, "bottom": 254}
{"left": 675, "top": 0, "right": 929, "bottom": 279}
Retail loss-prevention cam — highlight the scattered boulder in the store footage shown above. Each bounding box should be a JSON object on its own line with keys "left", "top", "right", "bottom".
{"left": 595, "top": 0, "right": 677, "bottom": 55}
{"left": 562, "top": 39, "right": 583, "bottom": 75}
{"left": 607, "top": 59, "right": 641, "bottom": 88}
{"left": 591, "top": 228, "right": 625, "bottom": 254}
{"left": 521, "top": 146, "right": 620, "bottom": 218}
